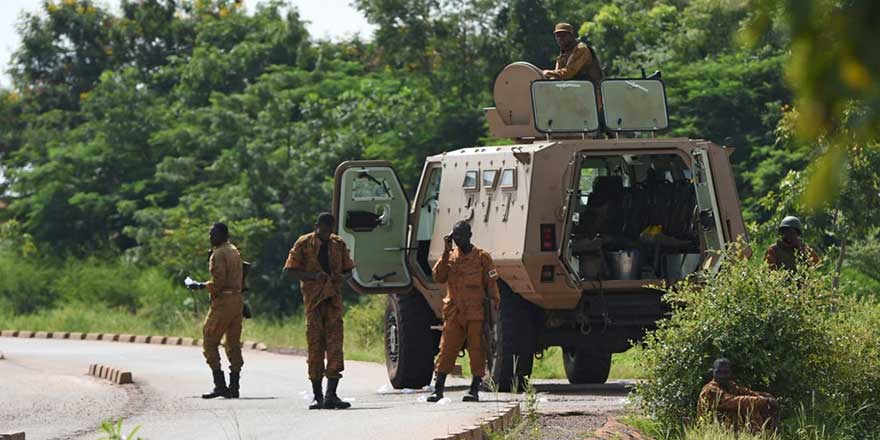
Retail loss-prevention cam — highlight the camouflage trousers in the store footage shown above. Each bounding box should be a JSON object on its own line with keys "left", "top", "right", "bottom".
{"left": 306, "top": 298, "right": 345, "bottom": 380}
{"left": 202, "top": 292, "right": 244, "bottom": 372}
{"left": 435, "top": 317, "right": 485, "bottom": 377}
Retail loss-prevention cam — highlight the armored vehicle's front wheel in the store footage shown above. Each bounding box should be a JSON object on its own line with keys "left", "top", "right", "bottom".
{"left": 385, "top": 292, "right": 439, "bottom": 389}
{"left": 487, "top": 281, "right": 537, "bottom": 392}
{"left": 562, "top": 347, "right": 612, "bottom": 384}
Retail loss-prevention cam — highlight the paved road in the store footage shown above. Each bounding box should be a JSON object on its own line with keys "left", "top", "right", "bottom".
{"left": 0, "top": 337, "right": 630, "bottom": 440}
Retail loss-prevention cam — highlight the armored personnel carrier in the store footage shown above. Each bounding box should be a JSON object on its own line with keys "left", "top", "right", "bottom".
{"left": 332, "top": 62, "right": 747, "bottom": 391}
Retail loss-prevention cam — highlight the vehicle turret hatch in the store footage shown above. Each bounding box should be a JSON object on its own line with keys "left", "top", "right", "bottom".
{"left": 601, "top": 79, "right": 669, "bottom": 131}
{"left": 530, "top": 80, "right": 600, "bottom": 133}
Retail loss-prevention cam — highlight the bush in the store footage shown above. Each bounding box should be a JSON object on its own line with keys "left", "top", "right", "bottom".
{"left": 343, "top": 295, "right": 386, "bottom": 362}
{"left": 52, "top": 258, "right": 147, "bottom": 311}
{"left": 0, "top": 249, "right": 58, "bottom": 314}
{"left": 635, "top": 243, "right": 880, "bottom": 437}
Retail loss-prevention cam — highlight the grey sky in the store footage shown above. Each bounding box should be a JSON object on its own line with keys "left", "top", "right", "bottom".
{"left": 0, "top": 0, "right": 375, "bottom": 87}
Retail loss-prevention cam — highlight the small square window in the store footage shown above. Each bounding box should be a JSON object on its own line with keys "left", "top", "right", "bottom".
{"left": 499, "top": 168, "right": 517, "bottom": 189}
{"left": 462, "top": 170, "right": 479, "bottom": 190}
{"left": 482, "top": 169, "right": 500, "bottom": 190}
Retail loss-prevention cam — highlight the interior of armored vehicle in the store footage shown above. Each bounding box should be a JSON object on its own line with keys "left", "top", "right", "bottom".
{"left": 566, "top": 153, "right": 703, "bottom": 282}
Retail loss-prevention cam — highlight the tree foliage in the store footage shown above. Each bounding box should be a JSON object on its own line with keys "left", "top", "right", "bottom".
{"left": 0, "top": 0, "right": 877, "bottom": 314}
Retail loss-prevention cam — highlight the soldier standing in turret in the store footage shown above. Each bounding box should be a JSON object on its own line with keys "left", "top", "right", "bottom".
{"left": 542, "top": 23, "right": 604, "bottom": 84}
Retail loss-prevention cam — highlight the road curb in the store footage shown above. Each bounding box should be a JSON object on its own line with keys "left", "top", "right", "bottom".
{"left": 89, "top": 364, "right": 133, "bottom": 385}
{"left": 2, "top": 330, "right": 269, "bottom": 351}
{"left": 434, "top": 401, "right": 521, "bottom": 440}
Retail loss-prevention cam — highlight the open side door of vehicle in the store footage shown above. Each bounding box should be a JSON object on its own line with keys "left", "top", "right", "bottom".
{"left": 691, "top": 148, "right": 726, "bottom": 272}
{"left": 558, "top": 152, "right": 584, "bottom": 287}
{"left": 333, "top": 161, "right": 413, "bottom": 293}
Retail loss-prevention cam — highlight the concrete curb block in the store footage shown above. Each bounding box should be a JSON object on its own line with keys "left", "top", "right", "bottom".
{"left": 434, "top": 401, "right": 521, "bottom": 440}
{"left": 0, "top": 432, "right": 26, "bottom": 440}
{"left": 88, "top": 363, "right": 133, "bottom": 385}
{"left": 2, "top": 330, "right": 273, "bottom": 352}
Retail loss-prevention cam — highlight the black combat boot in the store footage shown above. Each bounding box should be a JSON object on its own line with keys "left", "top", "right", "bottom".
{"left": 202, "top": 370, "right": 228, "bottom": 399}
{"left": 427, "top": 373, "right": 447, "bottom": 403}
{"left": 462, "top": 376, "right": 481, "bottom": 402}
{"left": 308, "top": 379, "right": 324, "bottom": 410}
{"left": 226, "top": 371, "right": 240, "bottom": 399}
{"left": 323, "top": 378, "right": 351, "bottom": 409}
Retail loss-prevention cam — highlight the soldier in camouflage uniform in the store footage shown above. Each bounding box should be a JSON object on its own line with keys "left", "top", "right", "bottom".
{"left": 764, "top": 216, "right": 819, "bottom": 271}
{"left": 542, "top": 23, "right": 604, "bottom": 84}
{"left": 427, "top": 221, "right": 500, "bottom": 403}
{"left": 284, "top": 213, "right": 355, "bottom": 410}
{"left": 187, "top": 222, "right": 245, "bottom": 399}
{"left": 698, "top": 358, "right": 780, "bottom": 433}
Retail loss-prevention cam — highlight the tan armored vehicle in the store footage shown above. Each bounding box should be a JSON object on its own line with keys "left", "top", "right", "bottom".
{"left": 333, "top": 62, "right": 747, "bottom": 391}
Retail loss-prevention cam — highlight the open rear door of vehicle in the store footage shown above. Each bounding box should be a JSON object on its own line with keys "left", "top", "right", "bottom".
{"left": 691, "top": 148, "right": 726, "bottom": 272}
{"left": 333, "top": 161, "right": 413, "bottom": 294}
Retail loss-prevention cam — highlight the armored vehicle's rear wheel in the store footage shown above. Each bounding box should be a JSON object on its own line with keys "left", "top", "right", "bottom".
{"left": 385, "top": 292, "right": 439, "bottom": 389}
{"left": 487, "top": 281, "right": 537, "bottom": 392}
{"left": 562, "top": 347, "right": 612, "bottom": 384}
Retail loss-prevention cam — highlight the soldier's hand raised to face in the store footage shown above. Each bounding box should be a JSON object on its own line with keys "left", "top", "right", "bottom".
{"left": 444, "top": 234, "right": 453, "bottom": 253}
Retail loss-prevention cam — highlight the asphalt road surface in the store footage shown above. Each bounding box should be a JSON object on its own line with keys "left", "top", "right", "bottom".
{"left": 0, "top": 337, "right": 630, "bottom": 440}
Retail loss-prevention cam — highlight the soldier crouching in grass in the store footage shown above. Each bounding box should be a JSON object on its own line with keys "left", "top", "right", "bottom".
{"left": 283, "top": 213, "right": 355, "bottom": 410}
{"left": 698, "top": 358, "right": 781, "bottom": 433}
{"left": 187, "top": 222, "right": 245, "bottom": 399}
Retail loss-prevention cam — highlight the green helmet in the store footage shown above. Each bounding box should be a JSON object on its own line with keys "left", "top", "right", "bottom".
{"left": 779, "top": 216, "right": 803, "bottom": 234}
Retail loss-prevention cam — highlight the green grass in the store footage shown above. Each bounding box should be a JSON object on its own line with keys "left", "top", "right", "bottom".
{"left": 0, "top": 301, "right": 385, "bottom": 364}
{"left": 454, "top": 345, "right": 645, "bottom": 380}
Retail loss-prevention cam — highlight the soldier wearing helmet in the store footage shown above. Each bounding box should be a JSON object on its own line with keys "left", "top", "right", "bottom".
{"left": 542, "top": 23, "right": 604, "bottom": 85}
{"left": 764, "top": 216, "right": 819, "bottom": 271}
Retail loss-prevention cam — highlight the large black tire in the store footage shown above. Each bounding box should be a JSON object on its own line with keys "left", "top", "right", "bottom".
{"left": 385, "top": 292, "right": 439, "bottom": 389}
{"left": 562, "top": 347, "right": 612, "bottom": 384}
{"left": 487, "top": 281, "right": 537, "bottom": 392}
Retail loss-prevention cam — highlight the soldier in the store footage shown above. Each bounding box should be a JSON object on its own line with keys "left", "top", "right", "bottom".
{"left": 764, "top": 216, "right": 820, "bottom": 271}
{"left": 427, "top": 221, "right": 500, "bottom": 403}
{"left": 283, "top": 213, "right": 355, "bottom": 410}
{"left": 542, "top": 23, "right": 604, "bottom": 84}
{"left": 187, "top": 222, "right": 245, "bottom": 399}
{"left": 698, "top": 358, "right": 781, "bottom": 433}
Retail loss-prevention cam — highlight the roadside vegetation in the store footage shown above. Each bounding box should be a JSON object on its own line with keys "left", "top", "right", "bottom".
{"left": 1, "top": 0, "right": 879, "bottom": 438}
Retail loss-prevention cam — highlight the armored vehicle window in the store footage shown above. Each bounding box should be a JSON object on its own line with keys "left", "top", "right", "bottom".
{"left": 601, "top": 79, "right": 668, "bottom": 131}
{"left": 500, "top": 169, "right": 516, "bottom": 189}
{"left": 482, "top": 169, "right": 500, "bottom": 190}
{"left": 531, "top": 80, "right": 600, "bottom": 133}
{"left": 463, "top": 171, "right": 479, "bottom": 190}
{"left": 352, "top": 172, "right": 392, "bottom": 200}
